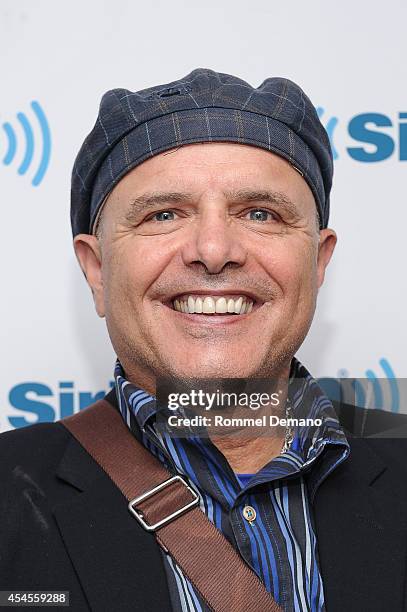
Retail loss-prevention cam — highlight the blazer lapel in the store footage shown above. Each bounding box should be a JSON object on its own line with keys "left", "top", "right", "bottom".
{"left": 52, "top": 433, "right": 172, "bottom": 612}
{"left": 313, "top": 435, "right": 407, "bottom": 611}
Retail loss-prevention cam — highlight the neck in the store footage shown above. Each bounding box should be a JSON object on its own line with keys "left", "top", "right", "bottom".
{"left": 211, "top": 431, "right": 286, "bottom": 473}
{"left": 210, "top": 372, "right": 290, "bottom": 473}
{"left": 120, "top": 358, "right": 293, "bottom": 472}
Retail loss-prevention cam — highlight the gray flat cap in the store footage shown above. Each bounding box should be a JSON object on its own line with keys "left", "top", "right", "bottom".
{"left": 71, "top": 68, "right": 333, "bottom": 236}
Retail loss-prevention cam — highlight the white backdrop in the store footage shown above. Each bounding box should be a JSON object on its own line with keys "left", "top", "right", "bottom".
{"left": 1, "top": 0, "right": 406, "bottom": 432}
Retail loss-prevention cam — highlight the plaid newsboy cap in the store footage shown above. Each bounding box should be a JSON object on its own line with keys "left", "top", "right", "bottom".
{"left": 71, "top": 68, "right": 333, "bottom": 236}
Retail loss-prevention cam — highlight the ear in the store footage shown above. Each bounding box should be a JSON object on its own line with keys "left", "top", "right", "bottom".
{"left": 316, "top": 228, "right": 337, "bottom": 288}
{"left": 73, "top": 234, "right": 105, "bottom": 317}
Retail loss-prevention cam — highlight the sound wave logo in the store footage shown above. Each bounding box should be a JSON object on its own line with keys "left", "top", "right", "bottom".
{"left": 316, "top": 106, "right": 339, "bottom": 160}
{"left": 2, "top": 101, "right": 51, "bottom": 186}
{"left": 338, "top": 358, "right": 400, "bottom": 413}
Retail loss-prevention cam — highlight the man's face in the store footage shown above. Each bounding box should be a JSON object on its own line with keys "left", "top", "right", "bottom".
{"left": 74, "top": 143, "right": 336, "bottom": 391}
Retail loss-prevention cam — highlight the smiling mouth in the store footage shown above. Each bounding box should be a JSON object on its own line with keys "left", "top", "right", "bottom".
{"left": 170, "top": 294, "right": 257, "bottom": 316}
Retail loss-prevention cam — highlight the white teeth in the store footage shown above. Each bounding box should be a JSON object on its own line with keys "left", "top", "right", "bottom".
{"left": 187, "top": 296, "right": 195, "bottom": 314}
{"left": 203, "top": 296, "right": 216, "bottom": 314}
{"left": 234, "top": 297, "right": 243, "bottom": 314}
{"left": 215, "top": 297, "right": 227, "bottom": 313}
{"left": 172, "top": 294, "right": 255, "bottom": 315}
{"left": 195, "top": 297, "right": 203, "bottom": 313}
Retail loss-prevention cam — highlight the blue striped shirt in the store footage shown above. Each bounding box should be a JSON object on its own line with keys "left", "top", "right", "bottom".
{"left": 113, "top": 357, "right": 350, "bottom": 612}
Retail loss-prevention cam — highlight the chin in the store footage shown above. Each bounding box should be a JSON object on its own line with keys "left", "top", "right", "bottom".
{"left": 168, "top": 357, "right": 258, "bottom": 380}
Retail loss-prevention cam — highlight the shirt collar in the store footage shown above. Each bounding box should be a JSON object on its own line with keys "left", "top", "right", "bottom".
{"left": 114, "top": 356, "right": 350, "bottom": 465}
{"left": 114, "top": 360, "right": 157, "bottom": 430}
{"left": 286, "top": 357, "right": 349, "bottom": 463}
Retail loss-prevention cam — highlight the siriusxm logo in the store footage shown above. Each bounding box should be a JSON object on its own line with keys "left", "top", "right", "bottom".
{"left": 316, "top": 107, "right": 407, "bottom": 162}
{"left": 5, "top": 359, "right": 401, "bottom": 430}
{"left": 319, "top": 358, "right": 401, "bottom": 413}
{"left": 1, "top": 101, "right": 51, "bottom": 186}
{"left": 7, "top": 380, "right": 115, "bottom": 429}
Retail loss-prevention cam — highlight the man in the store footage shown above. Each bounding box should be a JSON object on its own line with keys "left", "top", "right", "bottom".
{"left": 1, "top": 69, "right": 407, "bottom": 612}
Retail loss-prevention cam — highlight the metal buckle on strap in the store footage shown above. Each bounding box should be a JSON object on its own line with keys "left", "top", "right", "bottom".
{"left": 128, "top": 475, "right": 200, "bottom": 532}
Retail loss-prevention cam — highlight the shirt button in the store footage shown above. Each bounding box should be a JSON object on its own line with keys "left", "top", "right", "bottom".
{"left": 242, "top": 505, "right": 256, "bottom": 524}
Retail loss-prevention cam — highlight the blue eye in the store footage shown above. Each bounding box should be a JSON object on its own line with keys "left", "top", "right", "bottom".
{"left": 248, "top": 209, "right": 273, "bottom": 222}
{"left": 153, "top": 210, "right": 175, "bottom": 221}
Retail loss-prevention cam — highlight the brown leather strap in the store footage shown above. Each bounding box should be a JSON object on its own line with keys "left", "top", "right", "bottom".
{"left": 61, "top": 400, "right": 282, "bottom": 612}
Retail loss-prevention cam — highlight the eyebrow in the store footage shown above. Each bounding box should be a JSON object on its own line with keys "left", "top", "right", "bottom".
{"left": 124, "top": 189, "right": 300, "bottom": 221}
{"left": 224, "top": 189, "right": 300, "bottom": 217}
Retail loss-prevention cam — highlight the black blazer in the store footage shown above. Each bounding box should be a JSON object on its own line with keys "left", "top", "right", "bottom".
{"left": 1, "top": 390, "right": 407, "bottom": 612}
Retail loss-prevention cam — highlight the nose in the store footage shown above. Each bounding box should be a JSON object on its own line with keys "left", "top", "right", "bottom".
{"left": 180, "top": 200, "right": 247, "bottom": 274}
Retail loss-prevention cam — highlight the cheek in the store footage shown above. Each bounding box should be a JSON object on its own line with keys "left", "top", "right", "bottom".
{"left": 260, "top": 240, "right": 318, "bottom": 305}
{"left": 102, "top": 240, "right": 172, "bottom": 314}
